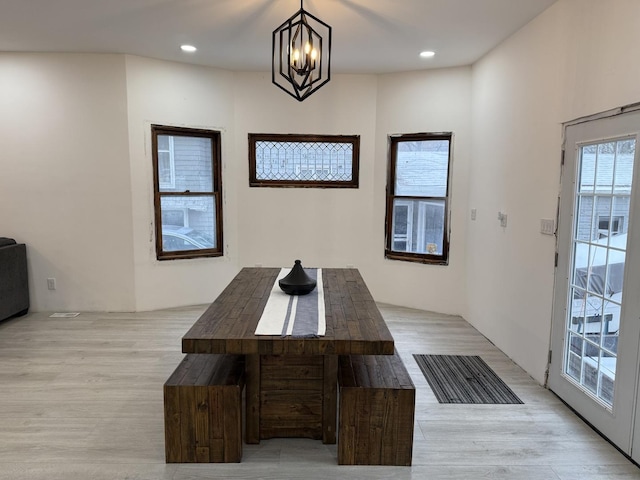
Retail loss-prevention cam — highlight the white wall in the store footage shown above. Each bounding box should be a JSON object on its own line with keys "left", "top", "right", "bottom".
{"left": 233, "top": 72, "right": 379, "bottom": 272}
{"left": 468, "top": 0, "right": 640, "bottom": 383}
{"left": 0, "top": 53, "right": 472, "bottom": 317}
{"left": 371, "top": 68, "right": 471, "bottom": 315}
{"left": 231, "top": 70, "right": 472, "bottom": 315}
{"left": 0, "top": 54, "right": 136, "bottom": 312}
{"left": 124, "top": 56, "right": 239, "bottom": 311}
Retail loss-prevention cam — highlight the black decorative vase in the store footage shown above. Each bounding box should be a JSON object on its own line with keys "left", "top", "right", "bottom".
{"left": 279, "top": 260, "right": 317, "bottom": 295}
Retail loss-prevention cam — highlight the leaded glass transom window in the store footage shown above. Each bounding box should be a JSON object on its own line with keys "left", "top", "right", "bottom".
{"left": 249, "top": 134, "right": 359, "bottom": 187}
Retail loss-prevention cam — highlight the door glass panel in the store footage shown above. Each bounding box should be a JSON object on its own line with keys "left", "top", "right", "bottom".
{"left": 563, "top": 137, "right": 635, "bottom": 408}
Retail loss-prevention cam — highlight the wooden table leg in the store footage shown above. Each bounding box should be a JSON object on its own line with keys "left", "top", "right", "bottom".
{"left": 322, "top": 355, "right": 338, "bottom": 444}
{"left": 245, "top": 354, "right": 260, "bottom": 444}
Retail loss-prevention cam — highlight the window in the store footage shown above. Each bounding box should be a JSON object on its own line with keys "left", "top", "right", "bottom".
{"left": 248, "top": 133, "right": 359, "bottom": 187}
{"left": 385, "top": 132, "right": 453, "bottom": 264}
{"left": 598, "top": 215, "right": 624, "bottom": 238}
{"left": 152, "top": 125, "right": 223, "bottom": 260}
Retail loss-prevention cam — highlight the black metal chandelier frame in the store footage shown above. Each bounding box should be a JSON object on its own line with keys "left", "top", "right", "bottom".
{"left": 272, "top": 0, "right": 332, "bottom": 101}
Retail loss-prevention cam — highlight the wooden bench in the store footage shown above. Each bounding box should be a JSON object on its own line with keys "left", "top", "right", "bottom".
{"left": 164, "top": 354, "right": 245, "bottom": 463}
{"left": 337, "top": 350, "right": 415, "bottom": 466}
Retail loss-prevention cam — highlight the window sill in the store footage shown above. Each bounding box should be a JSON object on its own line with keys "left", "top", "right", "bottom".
{"left": 384, "top": 250, "right": 449, "bottom": 266}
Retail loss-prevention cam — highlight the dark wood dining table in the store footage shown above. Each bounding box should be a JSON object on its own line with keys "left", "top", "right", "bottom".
{"left": 182, "top": 267, "right": 394, "bottom": 445}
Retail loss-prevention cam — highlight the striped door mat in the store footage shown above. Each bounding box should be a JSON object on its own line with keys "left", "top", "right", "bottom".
{"left": 413, "top": 354, "right": 523, "bottom": 404}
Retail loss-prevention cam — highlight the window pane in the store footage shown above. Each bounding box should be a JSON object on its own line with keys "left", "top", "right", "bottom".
{"left": 595, "top": 142, "right": 615, "bottom": 194}
{"left": 395, "top": 139, "right": 449, "bottom": 197}
{"left": 158, "top": 135, "right": 171, "bottom": 151}
{"left": 614, "top": 139, "right": 635, "bottom": 193}
{"left": 160, "top": 196, "right": 216, "bottom": 251}
{"left": 392, "top": 203, "right": 410, "bottom": 252}
{"left": 160, "top": 136, "right": 213, "bottom": 193}
{"left": 249, "top": 134, "right": 360, "bottom": 187}
{"left": 158, "top": 151, "right": 173, "bottom": 187}
{"left": 595, "top": 196, "right": 613, "bottom": 241}
{"left": 392, "top": 199, "right": 445, "bottom": 255}
{"left": 579, "top": 144, "right": 597, "bottom": 193}
{"left": 574, "top": 196, "right": 594, "bottom": 241}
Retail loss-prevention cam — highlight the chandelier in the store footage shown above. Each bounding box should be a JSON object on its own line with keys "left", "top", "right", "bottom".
{"left": 272, "top": 0, "right": 332, "bottom": 101}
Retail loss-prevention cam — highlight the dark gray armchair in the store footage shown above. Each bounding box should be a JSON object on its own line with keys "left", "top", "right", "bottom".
{"left": 0, "top": 238, "right": 29, "bottom": 321}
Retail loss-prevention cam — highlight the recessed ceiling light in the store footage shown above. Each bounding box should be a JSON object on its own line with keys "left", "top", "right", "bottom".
{"left": 181, "top": 45, "right": 197, "bottom": 53}
{"left": 420, "top": 51, "right": 435, "bottom": 58}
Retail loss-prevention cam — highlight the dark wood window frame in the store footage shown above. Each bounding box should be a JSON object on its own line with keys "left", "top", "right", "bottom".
{"left": 152, "top": 125, "right": 223, "bottom": 261}
{"left": 248, "top": 133, "right": 360, "bottom": 188}
{"left": 385, "top": 132, "right": 453, "bottom": 265}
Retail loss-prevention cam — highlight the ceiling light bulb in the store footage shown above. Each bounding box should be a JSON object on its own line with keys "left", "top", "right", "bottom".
{"left": 420, "top": 51, "right": 435, "bottom": 58}
{"left": 181, "top": 45, "right": 197, "bottom": 53}
{"left": 311, "top": 49, "right": 318, "bottom": 60}
{"left": 304, "top": 42, "right": 312, "bottom": 54}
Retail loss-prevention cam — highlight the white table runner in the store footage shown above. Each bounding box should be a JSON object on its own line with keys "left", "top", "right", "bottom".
{"left": 254, "top": 268, "right": 325, "bottom": 337}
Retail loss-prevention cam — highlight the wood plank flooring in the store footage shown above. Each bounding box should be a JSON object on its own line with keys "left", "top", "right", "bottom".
{"left": 0, "top": 304, "right": 638, "bottom": 479}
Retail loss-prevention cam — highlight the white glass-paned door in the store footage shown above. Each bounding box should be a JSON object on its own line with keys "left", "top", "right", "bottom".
{"left": 549, "top": 110, "right": 640, "bottom": 457}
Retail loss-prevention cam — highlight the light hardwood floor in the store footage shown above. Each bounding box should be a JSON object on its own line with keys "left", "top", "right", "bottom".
{"left": 0, "top": 304, "right": 638, "bottom": 480}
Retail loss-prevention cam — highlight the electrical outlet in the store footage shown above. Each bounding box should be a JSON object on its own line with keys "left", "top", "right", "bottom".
{"left": 471, "top": 208, "right": 477, "bottom": 221}
{"left": 47, "top": 278, "right": 56, "bottom": 290}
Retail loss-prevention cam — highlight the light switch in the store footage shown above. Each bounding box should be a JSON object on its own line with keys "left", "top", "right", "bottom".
{"left": 541, "top": 219, "right": 555, "bottom": 235}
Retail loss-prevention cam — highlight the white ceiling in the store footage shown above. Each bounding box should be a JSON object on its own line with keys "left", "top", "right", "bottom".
{"left": 0, "top": 0, "right": 557, "bottom": 74}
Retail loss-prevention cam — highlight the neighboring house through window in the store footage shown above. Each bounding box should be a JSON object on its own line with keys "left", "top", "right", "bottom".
{"left": 151, "top": 125, "right": 223, "bottom": 260}
{"left": 385, "top": 132, "right": 453, "bottom": 264}
{"left": 598, "top": 215, "right": 624, "bottom": 238}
